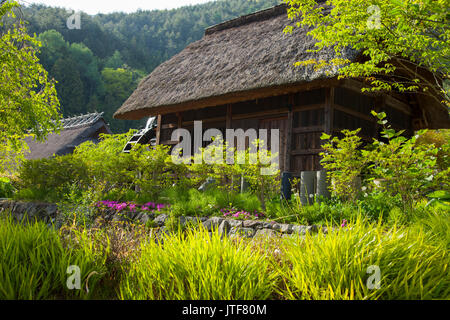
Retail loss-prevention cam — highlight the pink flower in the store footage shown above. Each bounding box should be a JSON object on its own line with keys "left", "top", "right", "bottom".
{"left": 115, "top": 203, "right": 127, "bottom": 211}
{"left": 341, "top": 219, "right": 347, "bottom": 228}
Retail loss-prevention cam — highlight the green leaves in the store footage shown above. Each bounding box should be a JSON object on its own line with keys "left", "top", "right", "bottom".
{"left": 285, "top": 0, "right": 450, "bottom": 108}
{"left": 320, "top": 128, "right": 365, "bottom": 203}
{"left": 321, "top": 111, "right": 444, "bottom": 211}
{"left": 0, "top": 1, "right": 61, "bottom": 169}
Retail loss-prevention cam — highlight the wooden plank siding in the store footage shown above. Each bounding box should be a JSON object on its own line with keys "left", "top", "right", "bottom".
{"left": 154, "top": 83, "right": 415, "bottom": 175}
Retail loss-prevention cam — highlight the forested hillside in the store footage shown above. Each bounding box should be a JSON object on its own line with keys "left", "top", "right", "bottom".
{"left": 19, "top": 0, "right": 280, "bottom": 132}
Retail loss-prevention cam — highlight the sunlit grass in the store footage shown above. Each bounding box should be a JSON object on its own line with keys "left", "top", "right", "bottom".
{"left": 277, "top": 217, "right": 450, "bottom": 300}
{"left": 0, "top": 214, "right": 106, "bottom": 300}
{"left": 119, "top": 226, "right": 278, "bottom": 300}
{"left": 1, "top": 208, "right": 448, "bottom": 300}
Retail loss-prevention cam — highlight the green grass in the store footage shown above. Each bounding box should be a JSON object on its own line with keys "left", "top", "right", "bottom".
{"left": 119, "top": 226, "right": 277, "bottom": 300}
{"left": 1, "top": 206, "right": 448, "bottom": 300}
{"left": 0, "top": 214, "right": 107, "bottom": 300}
{"left": 159, "top": 187, "right": 263, "bottom": 217}
{"left": 277, "top": 217, "right": 450, "bottom": 300}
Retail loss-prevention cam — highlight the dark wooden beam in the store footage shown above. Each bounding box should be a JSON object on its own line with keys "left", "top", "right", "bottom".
{"left": 226, "top": 104, "right": 232, "bottom": 129}
{"left": 161, "top": 123, "right": 177, "bottom": 129}
{"left": 171, "top": 112, "right": 182, "bottom": 142}
{"left": 324, "top": 87, "right": 334, "bottom": 135}
{"left": 334, "top": 104, "right": 377, "bottom": 123}
{"left": 285, "top": 96, "right": 294, "bottom": 172}
{"left": 155, "top": 114, "right": 162, "bottom": 145}
{"left": 177, "top": 112, "right": 182, "bottom": 129}
{"left": 293, "top": 126, "right": 325, "bottom": 134}
{"left": 341, "top": 79, "right": 411, "bottom": 115}
{"left": 291, "top": 149, "right": 324, "bottom": 156}
{"left": 293, "top": 104, "right": 324, "bottom": 112}
{"left": 160, "top": 140, "right": 179, "bottom": 146}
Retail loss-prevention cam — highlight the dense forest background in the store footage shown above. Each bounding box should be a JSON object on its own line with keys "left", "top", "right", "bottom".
{"left": 18, "top": 0, "right": 280, "bottom": 132}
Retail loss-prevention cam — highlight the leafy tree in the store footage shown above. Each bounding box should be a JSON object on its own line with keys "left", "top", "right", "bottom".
{"left": 284, "top": 0, "right": 450, "bottom": 108}
{"left": 105, "top": 50, "right": 124, "bottom": 69}
{"left": 68, "top": 42, "right": 104, "bottom": 103}
{"left": 37, "top": 29, "right": 67, "bottom": 70}
{"left": 101, "top": 67, "right": 145, "bottom": 132}
{"left": 16, "top": 0, "right": 281, "bottom": 133}
{"left": 51, "top": 57, "right": 84, "bottom": 115}
{"left": 0, "top": 0, "right": 60, "bottom": 170}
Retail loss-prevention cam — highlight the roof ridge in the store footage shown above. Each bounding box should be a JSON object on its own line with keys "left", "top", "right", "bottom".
{"left": 205, "top": 3, "right": 288, "bottom": 36}
{"left": 60, "top": 112, "right": 104, "bottom": 130}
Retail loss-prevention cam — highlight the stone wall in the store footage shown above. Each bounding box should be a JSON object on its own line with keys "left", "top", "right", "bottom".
{"left": 0, "top": 200, "right": 336, "bottom": 239}
{"left": 0, "top": 200, "right": 57, "bottom": 225}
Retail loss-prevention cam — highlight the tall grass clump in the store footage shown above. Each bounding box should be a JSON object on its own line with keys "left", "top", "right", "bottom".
{"left": 278, "top": 217, "right": 449, "bottom": 300}
{"left": 409, "top": 206, "right": 450, "bottom": 250}
{"left": 0, "top": 214, "right": 106, "bottom": 299}
{"left": 120, "top": 227, "right": 277, "bottom": 300}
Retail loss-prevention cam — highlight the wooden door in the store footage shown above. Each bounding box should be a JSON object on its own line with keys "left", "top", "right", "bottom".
{"left": 259, "top": 117, "right": 288, "bottom": 173}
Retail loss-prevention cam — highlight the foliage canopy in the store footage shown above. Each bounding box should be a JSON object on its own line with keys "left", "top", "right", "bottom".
{"left": 285, "top": 0, "right": 450, "bottom": 107}
{"left": 0, "top": 0, "right": 60, "bottom": 170}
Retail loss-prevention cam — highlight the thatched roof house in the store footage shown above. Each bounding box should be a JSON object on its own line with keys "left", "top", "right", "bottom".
{"left": 114, "top": 4, "right": 450, "bottom": 174}
{"left": 25, "top": 113, "right": 112, "bottom": 160}
{"left": 114, "top": 4, "right": 356, "bottom": 120}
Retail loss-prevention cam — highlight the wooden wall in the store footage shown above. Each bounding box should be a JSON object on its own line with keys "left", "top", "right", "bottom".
{"left": 155, "top": 82, "right": 413, "bottom": 175}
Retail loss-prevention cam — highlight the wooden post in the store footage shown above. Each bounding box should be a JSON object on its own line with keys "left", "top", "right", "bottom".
{"left": 155, "top": 114, "right": 162, "bottom": 145}
{"left": 284, "top": 96, "right": 294, "bottom": 172}
{"left": 175, "top": 112, "right": 182, "bottom": 141}
{"left": 324, "top": 87, "right": 335, "bottom": 135}
{"left": 300, "top": 171, "right": 315, "bottom": 205}
{"left": 226, "top": 104, "right": 232, "bottom": 129}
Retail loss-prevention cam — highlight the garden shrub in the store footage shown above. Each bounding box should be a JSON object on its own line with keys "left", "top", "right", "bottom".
{"left": 321, "top": 112, "right": 443, "bottom": 212}
{"left": 16, "top": 154, "right": 89, "bottom": 202}
{"left": 0, "top": 177, "right": 15, "bottom": 198}
{"left": 321, "top": 128, "right": 366, "bottom": 203}
{"left": 356, "top": 191, "right": 403, "bottom": 221}
{"left": 73, "top": 132, "right": 137, "bottom": 200}
{"left": 189, "top": 139, "right": 281, "bottom": 210}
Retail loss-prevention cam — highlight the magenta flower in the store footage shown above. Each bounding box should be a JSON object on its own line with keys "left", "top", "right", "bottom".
{"left": 116, "top": 203, "right": 127, "bottom": 211}
{"left": 341, "top": 219, "right": 347, "bottom": 228}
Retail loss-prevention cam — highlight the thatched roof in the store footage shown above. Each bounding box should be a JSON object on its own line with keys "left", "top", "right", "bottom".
{"left": 25, "top": 113, "right": 111, "bottom": 160}
{"left": 114, "top": 3, "right": 355, "bottom": 120}
{"left": 114, "top": 4, "right": 449, "bottom": 129}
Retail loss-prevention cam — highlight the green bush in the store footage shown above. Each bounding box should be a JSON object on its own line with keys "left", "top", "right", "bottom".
{"left": 321, "top": 111, "right": 442, "bottom": 211}
{"left": 16, "top": 154, "right": 89, "bottom": 202}
{"left": 0, "top": 177, "right": 15, "bottom": 198}
{"left": 356, "top": 191, "right": 403, "bottom": 221}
